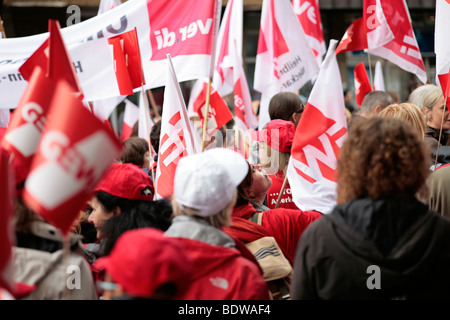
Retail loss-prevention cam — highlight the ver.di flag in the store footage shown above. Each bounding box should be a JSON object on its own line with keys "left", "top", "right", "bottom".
{"left": 292, "top": 0, "right": 326, "bottom": 65}
{"left": 435, "top": 0, "right": 450, "bottom": 95}
{"left": 354, "top": 62, "right": 372, "bottom": 106}
{"left": 122, "top": 98, "right": 139, "bottom": 140}
{"left": 364, "top": 0, "right": 427, "bottom": 84}
{"left": 254, "top": 0, "right": 320, "bottom": 129}
{"left": 23, "top": 80, "right": 122, "bottom": 235}
{"left": 154, "top": 55, "right": 200, "bottom": 199}
{"left": 0, "top": 0, "right": 222, "bottom": 109}
{"left": 287, "top": 39, "right": 347, "bottom": 214}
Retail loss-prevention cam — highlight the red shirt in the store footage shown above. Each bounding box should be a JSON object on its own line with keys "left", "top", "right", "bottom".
{"left": 266, "top": 171, "right": 299, "bottom": 210}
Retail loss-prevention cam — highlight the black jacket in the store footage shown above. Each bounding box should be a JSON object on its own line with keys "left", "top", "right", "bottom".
{"left": 292, "top": 196, "right": 450, "bottom": 299}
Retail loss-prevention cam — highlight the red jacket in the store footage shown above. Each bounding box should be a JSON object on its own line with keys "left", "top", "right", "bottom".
{"left": 174, "top": 237, "right": 270, "bottom": 300}
{"left": 225, "top": 203, "right": 322, "bottom": 264}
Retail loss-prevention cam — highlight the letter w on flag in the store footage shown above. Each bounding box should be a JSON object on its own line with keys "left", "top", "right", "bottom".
{"left": 287, "top": 40, "right": 347, "bottom": 214}
{"left": 154, "top": 54, "right": 200, "bottom": 199}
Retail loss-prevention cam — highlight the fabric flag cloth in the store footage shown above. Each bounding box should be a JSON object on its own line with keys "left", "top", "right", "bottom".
{"left": 373, "top": 60, "right": 385, "bottom": 91}
{"left": 0, "top": 148, "right": 15, "bottom": 294}
{"left": 335, "top": 18, "right": 367, "bottom": 55}
{"left": 19, "top": 20, "right": 83, "bottom": 99}
{"left": 287, "top": 39, "right": 348, "bottom": 214}
{"left": 154, "top": 54, "right": 200, "bottom": 199}
{"left": 354, "top": 62, "right": 372, "bottom": 106}
{"left": 108, "top": 27, "right": 145, "bottom": 95}
{"left": 193, "top": 82, "right": 233, "bottom": 139}
{"left": 0, "top": 0, "right": 222, "bottom": 109}
{"left": 232, "top": 42, "right": 257, "bottom": 133}
{"left": 212, "top": 0, "right": 243, "bottom": 97}
{"left": 1, "top": 67, "right": 55, "bottom": 184}
{"left": 122, "top": 99, "right": 140, "bottom": 140}
{"left": 22, "top": 80, "right": 123, "bottom": 235}
{"left": 254, "top": 0, "right": 320, "bottom": 129}
{"left": 0, "top": 109, "right": 10, "bottom": 141}
{"left": 138, "top": 90, "right": 154, "bottom": 142}
{"left": 292, "top": 0, "right": 326, "bottom": 65}
{"left": 97, "top": 0, "right": 122, "bottom": 15}
{"left": 435, "top": 0, "right": 450, "bottom": 95}
{"left": 363, "top": 0, "right": 427, "bottom": 84}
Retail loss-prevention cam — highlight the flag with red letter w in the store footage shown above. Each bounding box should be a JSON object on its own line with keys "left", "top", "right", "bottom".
{"left": 287, "top": 40, "right": 347, "bottom": 214}
{"left": 155, "top": 55, "right": 200, "bottom": 199}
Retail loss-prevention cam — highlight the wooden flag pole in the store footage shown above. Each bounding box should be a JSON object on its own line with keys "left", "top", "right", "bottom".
{"left": 367, "top": 50, "right": 374, "bottom": 90}
{"left": 201, "top": 78, "right": 213, "bottom": 152}
{"left": 146, "top": 89, "right": 161, "bottom": 120}
{"left": 0, "top": 16, "right": 6, "bottom": 39}
{"left": 434, "top": 95, "right": 448, "bottom": 168}
{"left": 274, "top": 174, "right": 289, "bottom": 209}
{"left": 141, "top": 86, "right": 155, "bottom": 182}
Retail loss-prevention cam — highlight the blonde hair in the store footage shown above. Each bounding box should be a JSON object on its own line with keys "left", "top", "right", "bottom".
{"left": 171, "top": 192, "right": 237, "bottom": 229}
{"left": 378, "top": 103, "right": 426, "bottom": 139}
{"left": 422, "top": 85, "right": 444, "bottom": 115}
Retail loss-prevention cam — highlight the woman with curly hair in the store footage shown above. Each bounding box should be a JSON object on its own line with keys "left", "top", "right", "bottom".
{"left": 291, "top": 117, "right": 450, "bottom": 299}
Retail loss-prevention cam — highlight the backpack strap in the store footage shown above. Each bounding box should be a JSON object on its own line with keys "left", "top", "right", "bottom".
{"left": 249, "top": 211, "right": 264, "bottom": 225}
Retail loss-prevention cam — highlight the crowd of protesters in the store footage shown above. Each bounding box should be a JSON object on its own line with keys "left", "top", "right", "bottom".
{"left": 3, "top": 82, "right": 450, "bottom": 301}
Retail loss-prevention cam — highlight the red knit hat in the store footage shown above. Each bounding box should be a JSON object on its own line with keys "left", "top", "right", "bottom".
{"left": 94, "top": 163, "right": 154, "bottom": 200}
{"left": 95, "top": 228, "right": 192, "bottom": 298}
{"left": 253, "top": 119, "right": 295, "bottom": 153}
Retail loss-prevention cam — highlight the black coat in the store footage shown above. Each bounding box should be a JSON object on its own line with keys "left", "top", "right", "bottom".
{"left": 291, "top": 196, "right": 450, "bottom": 299}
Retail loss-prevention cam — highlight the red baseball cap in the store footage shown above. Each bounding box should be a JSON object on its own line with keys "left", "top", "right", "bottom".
{"left": 95, "top": 228, "right": 192, "bottom": 298}
{"left": 94, "top": 163, "right": 154, "bottom": 201}
{"left": 253, "top": 119, "right": 295, "bottom": 153}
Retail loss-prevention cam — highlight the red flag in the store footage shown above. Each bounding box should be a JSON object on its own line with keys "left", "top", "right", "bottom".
{"left": 354, "top": 62, "right": 372, "bottom": 106}
{"left": 193, "top": 82, "right": 233, "bottom": 138}
{"left": 287, "top": 40, "right": 348, "bottom": 214}
{"left": 364, "top": 0, "right": 427, "bottom": 84}
{"left": 108, "top": 27, "right": 145, "bottom": 95}
{"left": 22, "top": 80, "right": 122, "bottom": 235}
{"left": 335, "top": 18, "right": 368, "bottom": 55}
{"left": 0, "top": 148, "right": 15, "bottom": 294}
{"left": 19, "top": 20, "right": 83, "bottom": 98}
{"left": 1, "top": 67, "right": 55, "bottom": 184}
{"left": 435, "top": 0, "right": 450, "bottom": 93}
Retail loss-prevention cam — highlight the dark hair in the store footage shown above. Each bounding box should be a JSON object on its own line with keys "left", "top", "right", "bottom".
{"left": 100, "top": 199, "right": 173, "bottom": 256}
{"left": 268, "top": 92, "right": 304, "bottom": 122}
{"left": 150, "top": 120, "right": 162, "bottom": 155}
{"left": 96, "top": 191, "right": 142, "bottom": 213}
{"left": 235, "top": 162, "right": 253, "bottom": 207}
{"left": 121, "top": 137, "right": 149, "bottom": 168}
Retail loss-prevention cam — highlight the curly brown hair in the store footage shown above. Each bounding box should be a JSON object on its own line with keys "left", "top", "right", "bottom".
{"left": 336, "top": 117, "right": 430, "bottom": 204}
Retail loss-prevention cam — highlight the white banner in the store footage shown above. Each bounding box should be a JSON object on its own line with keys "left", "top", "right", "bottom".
{"left": 0, "top": 0, "right": 221, "bottom": 109}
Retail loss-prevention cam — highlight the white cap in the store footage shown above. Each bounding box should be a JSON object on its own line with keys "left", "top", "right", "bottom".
{"left": 174, "top": 148, "right": 248, "bottom": 217}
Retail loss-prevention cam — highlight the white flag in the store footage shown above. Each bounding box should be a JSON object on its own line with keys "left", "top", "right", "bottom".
{"left": 254, "top": 0, "right": 320, "bottom": 129}
{"left": 154, "top": 54, "right": 200, "bottom": 199}
{"left": 97, "top": 0, "right": 122, "bottom": 15}
{"left": 122, "top": 99, "right": 139, "bottom": 140}
{"left": 138, "top": 91, "right": 154, "bottom": 142}
{"left": 287, "top": 39, "right": 347, "bottom": 214}
{"left": 435, "top": 0, "right": 450, "bottom": 87}
{"left": 373, "top": 60, "right": 385, "bottom": 91}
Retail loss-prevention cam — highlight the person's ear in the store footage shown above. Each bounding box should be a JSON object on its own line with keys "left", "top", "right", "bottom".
{"left": 112, "top": 206, "right": 122, "bottom": 216}
{"left": 373, "top": 105, "right": 382, "bottom": 115}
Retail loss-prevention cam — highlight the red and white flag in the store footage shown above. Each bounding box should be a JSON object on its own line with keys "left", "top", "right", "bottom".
{"left": 154, "top": 55, "right": 200, "bottom": 199}
{"left": 354, "top": 62, "right": 372, "bottom": 106}
{"left": 435, "top": 0, "right": 450, "bottom": 95}
{"left": 364, "top": 0, "right": 427, "bottom": 84}
{"left": 1, "top": 67, "right": 54, "bottom": 184}
{"left": 212, "top": 0, "right": 243, "bottom": 97}
{"left": 292, "top": 0, "right": 326, "bottom": 65}
{"left": 23, "top": 80, "right": 122, "bottom": 235}
{"left": 232, "top": 43, "right": 257, "bottom": 133}
{"left": 0, "top": 148, "right": 15, "bottom": 294}
{"left": 373, "top": 60, "right": 385, "bottom": 91}
{"left": 254, "top": 0, "right": 320, "bottom": 129}
{"left": 122, "top": 99, "right": 139, "bottom": 140}
{"left": 193, "top": 82, "right": 233, "bottom": 139}
{"left": 0, "top": 109, "right": 10, "bottom": 141}
{"left": 335, "top": 18, "right": 368, "bottom": 55}
{"left": 287, "top": 40, "right": 347, "bottom": 214}
{"left": 138, "top": 90, "right": 154, "bottom": 142}
{"left": 108, "top": 27, "right": 145, "bottom": 95}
